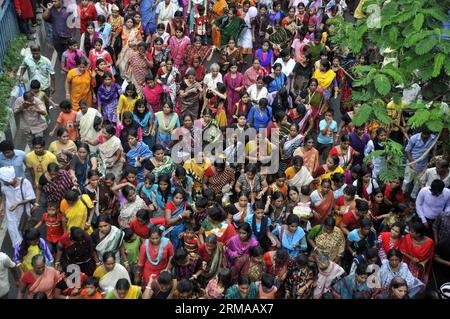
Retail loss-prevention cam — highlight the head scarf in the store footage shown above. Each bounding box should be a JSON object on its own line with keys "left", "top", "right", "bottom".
{"left": 0, "top": 166, "right": 15, "bottom": 183}
{"left": 245, "top": 6, "right": 258, "bottom": 25}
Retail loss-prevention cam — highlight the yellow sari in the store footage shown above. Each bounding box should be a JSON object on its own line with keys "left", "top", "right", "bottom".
{"left": 318, "top": 165, "right": 345, "bottom": 185}
{"left": 312, "top": 69, "right": 336, "bottom": 90}
{"left": 183, "top": 157, "right": 212, "bottom": 192}
{"left": 21, "top": 245, "right": 41, "bottom": 272}
{"left": 211, "top": 0, "right": 228, "bottom": 48}
{"left": 105, "top": 285, "right": 142, "bottom": 299}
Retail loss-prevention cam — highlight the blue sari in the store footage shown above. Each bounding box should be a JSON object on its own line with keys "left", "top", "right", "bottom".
{"left": 163, "top": 201, "right": 187, "bottom": 250}
{"left": 149, "top": 184, "right": 173, "bottom": 218}
{"left": 127, "top": 142, "right": 153, "bottom": 183}
{"left": 133, "top": 112, "right": 154, "bottom": 148}
{"left": 140, "top": 0, "right": 157, "bottom": 34}
{"left": 273, "top": 225, "right": 307, "bottom": 259}
{"left": 267, "top": 74, "right": 286, "bottom": 93}
{"left": 334, "top": 274, "right": 373, "bottom": 299}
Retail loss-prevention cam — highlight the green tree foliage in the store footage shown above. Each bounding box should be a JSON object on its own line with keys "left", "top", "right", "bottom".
{"left": 330, "top": 0, "right": 450, "bottom": 181}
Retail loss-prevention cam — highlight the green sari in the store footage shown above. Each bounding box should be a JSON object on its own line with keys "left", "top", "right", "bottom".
{"left": 216, "top": 16, "right": 245, "bottom": 47}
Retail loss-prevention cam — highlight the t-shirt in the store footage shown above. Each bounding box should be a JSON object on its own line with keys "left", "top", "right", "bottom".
{"left": 42, "top": 212, "right": 64, "bottom": 243}
{"left": 0, "top": 252, "right": 16, "bottom": 297}
{"left": 317, "top": 119, "right": 338, "bottom": 145}
{"left": 25, "top": 151, "right": 57, "bottom": 186}
{"left": 57, "top": 110, "right": 78, "bottom": 141}
{"left": 123, "top": 237, "right": 142, "bottom": 265}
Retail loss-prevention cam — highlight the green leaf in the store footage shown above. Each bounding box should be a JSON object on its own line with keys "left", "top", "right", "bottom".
{"left": 352, "top": 65, "right": 374, "bottom": 74}
{"left": 426, "top": 120, "right": 444, "bottom": 132}
{"left": 408, "top": 108, "right": 432, "bottom": 128}
{"left": 380, "top": 67, "right": 405, "bottom": 84}
{"left": 413, "top": 13, "right": 424, "bottom": 31}
{"left": 388, "top": 26, "right": 399, "bottom": 43}
{"left": 393, "top": 10, "right": 416, "bottom": 24}
{"left": 415, "top": 37, "right": 438, "bottom": 55}
{"left": 351, "top": 90, "right": 372, "bottom": 102}
{"left": 445, "top": 58, "right": 450, "bottom": 76}
{"left": 374, "top": 74, "right": 391, "bottom": 95}
{"left": 373, "top": 107, "right": 393, "bottom": 124}
{"left": 353, "top": 104, "right": 373, "bottom": 126}
{"left": 432, "top": 53, "right": 446, "bottom": 77}
{"left": 404, "top": 31, "right": 433, "bottom": 48}
{"left": 420, "top": 8, "right": 448, "bottom": 22}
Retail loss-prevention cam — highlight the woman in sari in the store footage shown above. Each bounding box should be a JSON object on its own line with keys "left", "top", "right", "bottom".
{"left": 78, "top": 100, "right": 102, "bottom": 153}
{"left": 312, "top": 253, "right": 345, "bottom": 299}
{"left": 183, "top": 152, "right": 212, "bottom": 194}
{"left": 179, "top": 69, "right": 203, "bottom": 120}
{"left": 143, "top": 73, "right": 164, "bottom": 114}
{"left": 127, "top": 129, "right": 153, "bottom": 183}
{"left": 152, "top": 99, "right": 180, "bottom": 153}
{"left": 224, "top": 62, "right": 244, "bottom": 121}
{"left": 199, "top": 206, "right": 237, "bottom": 245}
{"left": 55, "top": 227, "right": 98, "bottom": 276}
{"left": 164, "top": 188, "right": 191, "bottom": 250}
{"left": 227, "top": 192, "right": 252, "bottom": 228}
{"left": 133, "top": 99, "right": 154, "bottom": 149}
{"left": 225, "top": 274, "right": 258, "bottom": 299}
{"left": 184, "top": 36, "right": 214, "bottom": 67}
{"left": 156, "top": 59, "right": 180, "bottom": 105}
{"left": 243, "top": 59, "right": 268, "bottom": 89}
{"left": 94, "top": 251, "right": 131, "bottom": 295}
{"left": 146, "top": 145, "right": 175, "bottom": 180}
{"left": 379, "top": 249, "right": 424, "bottom": 298}
{"left": 17, "top": 255, "right": 59, "bottom": 299}
{"left": 48, "top": 128, "right": 77, "bottom": 170}
{"left": 214, "top": 7, "right": 244, "bottom": 47}
{"left": 136, "top": 225, "right": 174, "bottom": 286}
{"left": 293, "top": 136, "right": 320, "bottom": 174}
{"left": 147, "top": 37, "right": 170, "bottom": 77}
{"left": 273, "top": 214, "right": 308, "bottom": 259}
{"left": 310, "top": 178, "right": 334, "bottom": 226}
{"left": 149, "top": 174, "right": 173, "bottom": 218}
{"left": 193, "top": 109, "right": 222, "bottom": 147}
{"left": 198, "top": 235, "right": 226, "bottom": 286}
{"left": 328, "top": 134, "right": 356, "bottom": 175}
{"left": 70, "top": 143, "right": 97, "bottom": 192}
{"left": 97, "top": 72, "right": 122, "bottom": 125}
{"left": 119, "top": 185, "right": 148, "bottom": 229}
{"left": 302, "top": 78, "right": 325, "bottom": 127}
{"left": 399, "top": 222, "right": 435, "bottom": 285}
{"left": 168, "top": 27, "right": 191, "bottom": 77}
{"left": 84, "top": 125, "right": 123, "bottom": 179}
{"left": 285, "top": 254, "right": 317, "bottom": 299}
{"left": 378, "top": 222, "right": 405, "bottom": 261}
{"left": 285, "top": 156, "right": 314, "bottom": 190}
{"left": 219, "top": 38, "right": 244, "bottom": 73}
{"left": 255, "top": 40, "right": 274, "bottom": 74}
{"left": 91, "top": 215, "right": 127, "bottom": 267}
{"left": 65, "top": 59, "right": 94, "bottom": 111}
{"left": 127, "top": 42, "right": 152, "bottom": 95}
{"left": 235, "top": 163, "right": 269, "bottom": 204}
{"left": 211, "top": 0, "right": 228, "bottom": 47}
{"left": 267, "top": 63, "right": 288, "bottom": 94}
{"left": 80, "top": 22, "right": 101, "bottom": 56}
{"left": 332, "top": 263, "right": 376, "bottom": 299}
{"left": 88, "top": 38, "right": 113, "bottom": 72}
{"left": 224, "top": 223, "right": 259, "bottom": 272}
{"left": 308, "top": 216, "right": 346, "bottom": 263}
{"left": 117, "top": 17, "right": 143, "bottom": 77}
{"left": 204, "top": 160, "right": 236, "bottom": 195}
{"left": 312, "top": 155, "right": 345, "bottom": 185}
{"left": 312, "top": 59, "right": 338, "bottom": 102}
{"left": 106, "top": 278, "right": 142, "bottom": 299}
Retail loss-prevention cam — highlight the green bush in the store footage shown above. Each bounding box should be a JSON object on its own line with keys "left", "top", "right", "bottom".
{"left": 0, "top": 35, "right": 28, "bottom": 131}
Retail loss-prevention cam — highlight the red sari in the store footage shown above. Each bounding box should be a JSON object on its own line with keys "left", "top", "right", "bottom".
{"left": 399, "top": 234, "right": 434, "bottom": 285}
{"left": 378, "top": 232, "right": 403, "bottom": 260}
{"left": 137, "top": 238, "right": 174, "bottom": 286}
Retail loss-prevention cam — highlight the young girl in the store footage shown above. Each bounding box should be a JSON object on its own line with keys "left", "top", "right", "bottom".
{"left": 62, "top": 38, "right": 85, "bottom": 73}
{"left": 136, "top": 173, "right": 155, "bottom": 205}
{"left": 97, "top": 72, "right": 121, "bottom": 125}
{"left": 70, "top": 143, "right": 97, "bottom": 192}
{"left": 129, "top": 209, "right": 166, "bottom": 239}
{"left": 257, "top": 273, "right": 278, "bottom": 299}
{"left": 117, "top": 84, "right": 140, "bottom": 123}
{"left": 122, "top": 228, "right": 142, "bottom": 276}
{"left": 244, "top": 201, "right": 275, "bottom": 251}
{"left": 205, "top": 268, "right": 232, "bottom": 299}
{"left": 33, "top": 202, "right": 64, "bottom": 255}
{"left": 49, "top": 100, "right": 78, "bottom": 142}
{"left": 117, "top": 111, "right": 142, "bottom": 154}
{"left": 335, "top": 184, "right": 357, "bottom": 226}
{"left": 133, "top": 99, "right": 154, "bottom": 148}
{"left": 180, "top": 223, "right": 200, "bottom": 257}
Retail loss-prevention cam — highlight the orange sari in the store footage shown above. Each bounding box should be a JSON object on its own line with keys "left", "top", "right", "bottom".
{"left": 211, "top": 0, "right": 228, "bottom": 48}
{"left": 311, "top": 190, "right": 334, "bottom": 226}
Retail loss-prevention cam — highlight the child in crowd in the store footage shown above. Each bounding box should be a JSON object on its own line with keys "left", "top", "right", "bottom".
{"left": 33, "top": 201, "right": 64, "bottom": 255}
{"left": 49, "top": 100, "right": 78, "bottom": 141}
{"left": 257, "top": 273, "right": 278, "bottom": 299}
{"left": 80, "top": 277, "right": 103, "bottom": 299}
{"left": 180, "top": 222, "right": 200, "bottom": 256}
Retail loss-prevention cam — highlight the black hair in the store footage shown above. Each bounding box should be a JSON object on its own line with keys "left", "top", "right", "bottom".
{"left": 172, "top": 248, "right": 188, "bottom": 266}
{"left": 136, "top": 209, "right": 150, "bottom": 222}
{"left": 83, "top": 276, "right": 99, "bottom": 288}
{"left": 286, "top": 214, "right": 300, "bottom": 226}
{"left": 102, "top": 251, "right": 116, "bottom": 263}
{"left": 195, "top": 196, "right": 208, "bottom": 209}
{"left": 19, "top": 228, "right": 42, "bottom": 261}
{"left": 70, "top": 227, "right": 86, "bottom": 242}
{"left": 249, "top": 245, "right": 264, "bottom": 258}
{"left": 261, "top": 273, "right": 274, "bottom": 289}
{"left": 97, "top": 214, "right": 112, "bottom": 225}
{"left": 356, "top": 199, "right": 369, "bottom": 212}
{"left": 430, "top": 179, "right": 445, "bottom": 194}
{"left": 391, "top": 222, "right": 406, "bottom": 236}
{"left": 324, "top": 216, "right": 336, "bottom": 227}
{"left": 33, "top": 292, "right": 48, "bottom": 299}
{"left": 387, "top": 248, "right": 403, "bottom": 260}
{"left": 237, "top": 222, "right": 253, "bottom": 239}
{"left": 276, "top": 249, "right": 289, "bottom": 264}
{"left": 177, "top": 279, "right": 194, "bottom": 293}
{"left": 410, "top": 221, "right": 426, "bottom": 237}
{"left": 152, "top": 144, "right": 165, "bottom": 154}
{"left": 355, "top": 262, "right": 368, "bottom": 276}
{"left": 184, "top": 222, "right": 195, "bottom": 232}
{"left": 237, "top": 274, "right": 251, "bottom": 286}
{"left": 123, "top": 228, "right": 135, "bottom": 241}
{"left": 64, "top": 189, "right": 79, "bottom": 202}
{"left": 157, "top": 174, "right": 172, "bottom": 203}
{"left": 0, "top": 140, "right": 14, "bottom": 152}
{"left": 217, "top": 268, "right": 232, "bottom": 289}
{"left": 30, "top": 79, "right": 41, "bottom": 90}
{"left": 59, "top": 99, "right": 72, "bottom": 110}
{"left": 149, "top": 225, "right": 164, "bottom": 237}
{"left": 359, "top": 217, "right": 373, "bottom": 229}
{"left": 253, "top": 200, "right": 266, "bottom": 212}
{"left": 158, "top": 271, "right": 173, "bottom": 285}
{"left": 115, "top": 278, "right": 130, "bottom": 291}
{"left": 208, "top": 205, "right": 226, "bottom": 222}
{"left": 104, "top": 124, "right": 116, "bottom": 136}
{"left": 344, "top": 184, "right": 357, "bottom": 197}
{"left": 56, "top": 127, "right": 68, "bottom": 138}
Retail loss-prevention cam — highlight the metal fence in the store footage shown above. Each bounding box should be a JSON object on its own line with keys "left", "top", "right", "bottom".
{"left": 0, "top": 0, "right": 19, "bottom": 71}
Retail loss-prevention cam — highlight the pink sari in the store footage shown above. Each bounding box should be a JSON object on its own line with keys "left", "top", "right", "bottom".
{"left": 28, "top": 267, "right": 59, "bottom": 299}
{"left": 168, "top": 35, "right": 191, "bottom": 76}
{"left": 223, "top": 72, "right": 244, "bottom": 121}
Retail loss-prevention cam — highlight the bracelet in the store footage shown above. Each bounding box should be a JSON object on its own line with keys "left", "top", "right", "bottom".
{"left": 145, "top": 286, "right": 151, "bottom": 290}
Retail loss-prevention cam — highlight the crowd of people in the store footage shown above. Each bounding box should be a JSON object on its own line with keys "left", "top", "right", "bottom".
{"left": 1, "top": 0, "right": 449, "bottom": 300}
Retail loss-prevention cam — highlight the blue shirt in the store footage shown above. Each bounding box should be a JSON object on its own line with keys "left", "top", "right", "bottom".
{"left": 0, "top": 150, "right": 26, "bottom": 178}
{"left": 405, "top": 133, "right": 436, "bottom": 171}
{"left": 247, "top": 106, "right": 272, "bottom": 129}
{"left": 317, "top": 119, "right": 338, "bottom": 145}
{"left": 95, "top": 22, "right": 113, "bottom": 48}
{"left": 244, "top": 214, "right": 272, "bottom": 233}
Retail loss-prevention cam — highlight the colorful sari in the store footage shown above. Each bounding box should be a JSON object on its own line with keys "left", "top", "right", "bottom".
{"left": 200, "top": 243, "right": 225, "bottom": 283}
{"left": 215, "top": 16, "right": 245, "bottom": 47}
{"left": 202, "top": 219, "right": 236, "bottom": 245}
{"left": 267, "top": 74, "right": 286, "bottom": 93}
{"left": 274, "top": 225, "right": 307, "bottom": 259}
{"left": 119, "top": 195, "right": 148, "bottom": 229}
{"left": 26, "top": 267, "right": 59, "bottom": 299}
{"left": 154, "top": 111, "right": 180, "bottom": 152}
{"left": 158, "top": 66, "right": 180, "bottom": 105}
{"left": 255, "top": 49, "right": 274, "bottom": 74}
{"left": 293, "top": 147, "right": 320, "bottom": 174}
{"left": 117, "top": 28, "right": 142, "bottom": 76}
{"left": 308, "top": 225, "right": 346, "bottom": 262}
{"left": 127, "top": 142, "right": 153, "bottom": 183}
{"left": 379, "top": 259, "right": 424, "bottom": 298}
{"left": 312, "top": 69, "right": 337, "bottom": 99}
{"left": 223, "top": 72, "right": 244, "bottom": 120}
{"left": 128, "top": 51, "right": 151, "bottom": 95}
{"left": 163, "top": 201, "right": 187, "bottom": 250}
{"left": 224, "top": 235, "right": 259, "bottom": 268}
{"left": 143, "top": 83, "right": 164, "bottom": 113}
{"left": 97, "top": 83, "right": 122, "bottom": 124}
{"left": 168, "top": 36, "right": 191, "bottom": 76}
{"left": 180, "top": 80, "right": 202, "bottom": 120}
{"left": 79, "top": 108, "right": 100, "bottom": 152}
{"left": 286, "top": 166, "right": 314, "bottom": 190}
{"left": 149, "top": 156, "right": 175, "bottom": 181}
{"left": 183, "top": 157, "right": 212, "bottom": 193}
{"left": 95, "top": 226, "right": 124, "bottom": 262}
{"left": 149, "top": 184, "right": 173, "bottom": 218}
{"left": 42, "top": 170, "right": 74, "bottom": 203}
{"left": 98, "top": 135, "right": 123, "bottom": 179}
{"left": 399, "top": 234, "right": 435, "bottom": 285}
{"left": 311, "top": 190, "right": 334, "bottom": 226}
{"left": 67, "top": 68, "right": 93, "bottom": 111}
{"left": 243, "top": 66, "right": 267, "bottom": 89}
{"left": 211, "top": 0, "right": 228, "bottom": 47}
{"left": 313, "top": 261, "right": 345, "bottom": 299}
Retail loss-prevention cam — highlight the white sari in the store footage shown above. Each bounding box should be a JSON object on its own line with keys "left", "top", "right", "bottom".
{"left": 79, "top": 108, "right": 100, "bottom": 152}
{"left": 98, "top": 264, "right": 131, "bottom": 294}
{"left": 118, "top": 195, "right": 148, "bottom": 229}
{"left": 287, "top": 166, "right": 314, "bottom": 189}
{"left": 96, "top": 226, "right": 124, "bottom": 262}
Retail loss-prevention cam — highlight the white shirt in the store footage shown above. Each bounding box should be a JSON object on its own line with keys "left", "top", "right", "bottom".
{"left": 0, "top": 252, "right": 16, "bottom": 297}
{"left": 274, "top": 58, "right": 296, "bottom": 77}
{"left": 94, "top": 2, "right": 111, "bottom": 18}
{"left": 420, "top": 167, "right": 450, "bottom": 188}
{"left": 203, "top": 73, "right": 223, "bottom": 90}
{"left": 247, "top": 84, "right": 268, "bottom": 103}
{"left": 0, "top": 178, "right": 35, "bottom": 216}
